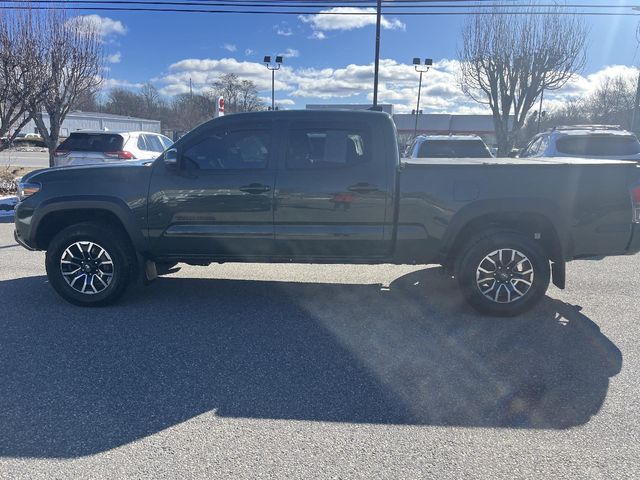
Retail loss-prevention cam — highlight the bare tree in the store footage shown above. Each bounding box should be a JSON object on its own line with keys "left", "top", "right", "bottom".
{"left": 211, "top": 73, "right": 263, "bottom": 113}
{"left": 170, "top": 93, "right": 214, "bottom": 133}
{"left": 458, "top": 5, "right": 587, "bottom": 154}
{"left": 0, "top": 9, "right": 49, "bottom": 150}
{"left": 29, "top": 11, "right": 104, "bottom": 166}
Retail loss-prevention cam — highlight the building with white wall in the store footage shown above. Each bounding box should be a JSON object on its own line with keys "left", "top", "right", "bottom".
{"left": 20, "top": 111, "right": 161, "bottom": 138}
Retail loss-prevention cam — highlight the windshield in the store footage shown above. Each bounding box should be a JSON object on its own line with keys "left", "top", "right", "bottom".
{"left": 556, "top": 135, "right": 640, "bottom": 156}
{"left": 418, "top": 140, "right": 492, "bottom": 158}
{"left": 58, "top": 133, "right": 124, "bottom": 152}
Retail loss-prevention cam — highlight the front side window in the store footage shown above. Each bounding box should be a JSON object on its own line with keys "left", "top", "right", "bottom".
{"left": 286, "top": 128, "right": 369, "bottom": 169}
{"left": 521, "top": 137, "right": 542, "bottom": 157}
{"left": 182, "top": 129, "right": 271, "bottom": 170}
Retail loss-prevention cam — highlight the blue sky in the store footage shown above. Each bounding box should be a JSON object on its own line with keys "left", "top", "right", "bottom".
{"left": 82, "top": 1, "right": 640, "bottom": 113}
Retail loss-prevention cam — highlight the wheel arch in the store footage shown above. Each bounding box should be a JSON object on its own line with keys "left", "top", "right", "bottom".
{"left": 32, "top": 197, "right": 146, "bottom": 252}
{"left": 444, "top": 200, "right": 568, "bottom": 288}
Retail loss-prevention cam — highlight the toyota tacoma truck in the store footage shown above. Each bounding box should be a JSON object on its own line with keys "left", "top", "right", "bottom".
{"left": 13, "top": 110, "right": 640, "bottom": 316}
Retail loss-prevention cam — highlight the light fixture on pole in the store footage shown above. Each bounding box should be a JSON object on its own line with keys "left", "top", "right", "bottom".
{"left": 412, "top": 58, "right": 432, "bottom": 139}
{"left": 264, "top": 55, "right": 283, "bottom": 111}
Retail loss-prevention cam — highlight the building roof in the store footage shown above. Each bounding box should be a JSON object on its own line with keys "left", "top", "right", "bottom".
{"left": 57, "top": 110, "right": 161, "bottom": 123}
{"left": 393, "top": 114, "right": 502, "bottom": 134}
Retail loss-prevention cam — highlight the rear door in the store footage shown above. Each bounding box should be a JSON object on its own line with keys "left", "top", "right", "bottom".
{"left": 273, "top": 119, "right": 392, "bottom": 258}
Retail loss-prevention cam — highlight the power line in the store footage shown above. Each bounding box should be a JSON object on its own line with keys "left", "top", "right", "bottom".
{"left": 3, "top": 0, "right": 640, "bottom": 15}
{"left": 5, "top": 0, "right": 640, "bottom": 6}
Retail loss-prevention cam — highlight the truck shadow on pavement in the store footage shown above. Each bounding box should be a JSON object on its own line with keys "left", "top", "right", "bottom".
{"left": 0, "top": 267, "right": 622, "bottom": 458}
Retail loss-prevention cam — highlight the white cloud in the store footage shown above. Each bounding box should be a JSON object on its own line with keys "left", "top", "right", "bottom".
{"left": 101, "top": 78, "right": 143, "bottom": 90}
{"left": 222, "top": 43, "right": 237, "bottom": 52}
{"left": 68, "top": 15, "right": 127, "bottom": 39}
{"left": 309, "top": 31, "right": 326, "bottom": 40}
{"left": 300, "top": 8, "right": 405, "bottom": 32}
{"left": 274, "top": 22, "right": 294, "bottom": 36}
{"left": 245, "top": 48, "right": 254, "bottom": 56}
{"left": 157, "top": 57, "right": 294, "bottom": 95}
{"left": 278, "top": 48, "right": 300, "bottom": 59}
{"left": 153, "top": 55, "right": 639, "bottom": 115}
{"left": 259, "top": 97, "right": 297, "bottom": 108}
{"left": 106, "top": 52, "right": 121, "bottom": 64}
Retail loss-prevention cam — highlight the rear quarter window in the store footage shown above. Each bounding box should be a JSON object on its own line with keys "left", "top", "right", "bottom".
{"left": 556, "top": 135, "right": 640, "bottom": 156}
{"left": 58, "top": 133, "right": 124, "bottom": 152}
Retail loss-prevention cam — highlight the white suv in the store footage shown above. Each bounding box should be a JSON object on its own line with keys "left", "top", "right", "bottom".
{"left": 54, "top": 130, "right": 173, "bottom": 166}
{"left": 519, "top": 125, "right": 640, "bottom": 161}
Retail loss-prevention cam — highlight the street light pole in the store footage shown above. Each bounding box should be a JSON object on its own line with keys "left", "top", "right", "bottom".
{"left": 412, "top": 58, "right": 432, "bottom": 139}
{"left": 372, "top": 0, "right": 382, "bottom": 107}
{"left": 264, "top": 55, "right": 283, "bottom": 110}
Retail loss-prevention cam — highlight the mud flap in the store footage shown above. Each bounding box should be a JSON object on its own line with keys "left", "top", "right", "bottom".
{"left": 551, "top": 260, "right": 565, "bottom": 289}
{"left": 144, "top": 259, "right": 157, "bottom": 285}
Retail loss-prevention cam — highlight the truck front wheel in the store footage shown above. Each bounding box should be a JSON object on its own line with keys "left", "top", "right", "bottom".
{"left": 45, "top": 223, "right": 134, "bottom": 306}
{"left": 456, "top": 231, "right": 550, "bottom": 316}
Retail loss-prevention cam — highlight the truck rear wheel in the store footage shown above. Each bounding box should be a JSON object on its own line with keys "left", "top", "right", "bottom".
{"left": 45, "top": 223, "right": 134, "bottom": 306}
{"left": 456, "top": 231, "right": 550, "bottom": 316}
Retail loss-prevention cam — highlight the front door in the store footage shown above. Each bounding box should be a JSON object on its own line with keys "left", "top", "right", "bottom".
{"left": 147, "top": 121, "right": 276, "bottom": 258}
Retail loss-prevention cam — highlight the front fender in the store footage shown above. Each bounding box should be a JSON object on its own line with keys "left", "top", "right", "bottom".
{"left": 31, "top": 195, "right": 148, "bottom": 251}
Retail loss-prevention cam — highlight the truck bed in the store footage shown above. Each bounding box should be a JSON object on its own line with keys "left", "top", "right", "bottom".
{"left": 402, "top": 157, "right": 639, "bottom": 166}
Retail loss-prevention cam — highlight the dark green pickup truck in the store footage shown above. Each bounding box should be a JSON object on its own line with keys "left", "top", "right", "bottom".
{"left": 14, "top": 110, "right": 640, "bottom": 315}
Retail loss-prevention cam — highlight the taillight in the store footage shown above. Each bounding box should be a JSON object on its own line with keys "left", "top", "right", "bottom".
{"left": 54, "top": 149, "right": 68, "bottom": 157}
{"left": 632, "top": 186, "right": 640, "bottom": 223}
{"left": 105, "top": 151, "right": 135, "bottom": 160}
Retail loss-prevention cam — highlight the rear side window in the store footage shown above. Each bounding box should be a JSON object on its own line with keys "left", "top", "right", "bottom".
{"left": 58, "top": 133, "right": 124, "bottom": 152}
{"left": 137, "top": 136, "right": 148, "bottom": 151}
{"left": 418, "top": 140, "right": 492, "bottom": 158}
{"left": 286, "top": 128, "right": 369, "bottom": 169}
{"left": 144, "top": 134, "right": 165, "bottom": 152}
{"left": 556, "top": 135, "right": 640, "bottom": 156}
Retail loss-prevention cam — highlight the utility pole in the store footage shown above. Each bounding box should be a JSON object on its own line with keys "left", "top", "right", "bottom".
{"left": 632, "top": 69, "right": 640, "bottom": 133}
{"left": 536, "top": 89, "right": 545, "bottom": 134}
{"left": 372, "top": 0, "right": 382, "bottom": 107}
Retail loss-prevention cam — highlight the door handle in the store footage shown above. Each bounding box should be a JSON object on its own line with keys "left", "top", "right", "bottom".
{"left": 348, "top": 183, "right": 378, "bottom": 194}
{"left": 239, "top": 183, "right": 271, "bottom": 194}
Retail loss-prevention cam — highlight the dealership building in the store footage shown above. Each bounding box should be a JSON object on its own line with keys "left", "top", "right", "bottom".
{"left": 20, "top": 111, "right": 161, "bottom": 138}
{"left": 306, "top": 104, "right": 503, "bottom": 146}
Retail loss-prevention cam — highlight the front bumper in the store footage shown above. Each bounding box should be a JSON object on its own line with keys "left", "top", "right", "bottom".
{"left": 14, "top": 228, "right": 36, "bottom": 251}
{"left": 13, "top": 201, "right": 37, "bottom": 250}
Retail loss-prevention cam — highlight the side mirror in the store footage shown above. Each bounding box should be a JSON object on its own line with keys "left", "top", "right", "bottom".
{"left": 164, "top": 148, "right": 178, "bottom": 167}
{"left": 508, "top": 149, "right": 520, "bottom": 158}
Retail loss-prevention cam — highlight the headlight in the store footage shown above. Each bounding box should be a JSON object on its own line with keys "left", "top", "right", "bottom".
{"left": 17, "top": 182, "right": 41, "bottom": 200}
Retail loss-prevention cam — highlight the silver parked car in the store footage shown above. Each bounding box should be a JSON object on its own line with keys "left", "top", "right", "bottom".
{"left": 519, "top": 125, "right": 640, "bottom": 161}
{"left": 54, "top": 130, "right": 173, "bottom": 166}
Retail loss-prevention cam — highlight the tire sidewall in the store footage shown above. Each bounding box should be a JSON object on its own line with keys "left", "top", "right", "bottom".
{"left": 457, "top": 232, "right": 551, "bottom": 316}
{"left": 45, "top": 224, "right": 131, "bottom": 306}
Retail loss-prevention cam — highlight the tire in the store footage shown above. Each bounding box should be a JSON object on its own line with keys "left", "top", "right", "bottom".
{"left": 456, "top": 231, "right": 550, "bottom": 316}
{"left": 45, "top": 222, "right": 135, "bottom": 306}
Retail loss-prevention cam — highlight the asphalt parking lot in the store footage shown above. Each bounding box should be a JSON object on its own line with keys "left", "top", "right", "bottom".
{"left": 0, "top": 219, "right": 639, "bottom": 479}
